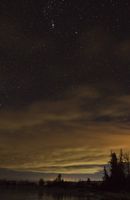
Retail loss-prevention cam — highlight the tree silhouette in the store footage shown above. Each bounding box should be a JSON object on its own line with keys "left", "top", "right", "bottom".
{"left": 87, "top": 178, "right": 91, "bottom": 184}
{"left": 124, "top": 153, "right": 130, "bottom": 176}
{"left": 55, "top": 174, "right": 63, "bottom": 182}
{"left": 103, "top": 166, "right": 109, "bottom": 183}
{"left": 103, "top": 150, "right": 127, "bottom": 190}
{"left": 110, "top": 152, "right": 120, "bottom": 185}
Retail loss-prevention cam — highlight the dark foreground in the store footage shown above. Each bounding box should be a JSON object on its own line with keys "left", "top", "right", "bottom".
{"left": 0, "top": 189, "right": 130, "bottom": 200}
{"left": 0, "top": 181, "right": 130, "bottom": 200}
{"left": 1, "top": 177, "right": 130, "bottom": 200}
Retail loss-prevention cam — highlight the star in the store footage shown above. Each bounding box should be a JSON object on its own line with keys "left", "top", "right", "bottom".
{"left": 74, "top": 31, "right": 78, "bottom": 35}
{"left": 51, "top": 20, "right": 55, "bottom": 29}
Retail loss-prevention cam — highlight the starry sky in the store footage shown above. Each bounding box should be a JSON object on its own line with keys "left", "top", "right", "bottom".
{"left": 0, "top": 0, "right": 130, "bottom": 180}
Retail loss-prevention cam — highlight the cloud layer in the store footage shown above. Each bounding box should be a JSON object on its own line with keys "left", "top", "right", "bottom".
{"left": 0, "top": 86, "right": 130, "bottom": 179}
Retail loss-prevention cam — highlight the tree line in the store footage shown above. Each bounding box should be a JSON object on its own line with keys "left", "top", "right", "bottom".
{"left": 103, "top": 149, "right": 130, "bottom": 190}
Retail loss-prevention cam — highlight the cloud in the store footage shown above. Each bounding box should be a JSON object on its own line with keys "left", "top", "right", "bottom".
{"left": 0, "top": 86, "right": 129, "bottom": 177}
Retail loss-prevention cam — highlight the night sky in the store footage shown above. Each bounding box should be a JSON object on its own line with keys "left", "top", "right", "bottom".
{"left": 0, "top": 0, "right": 130, "bottom": 180}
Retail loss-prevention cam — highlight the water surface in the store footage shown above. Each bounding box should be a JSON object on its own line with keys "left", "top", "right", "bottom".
{"left": 0, "top": 190, "right": 98, "bottom": 200}
{"left": 0, "top": 190, "right": 130, "bottom": 200}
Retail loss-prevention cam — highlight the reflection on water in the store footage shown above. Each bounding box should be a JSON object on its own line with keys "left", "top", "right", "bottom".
{"left": 0, "top": 190, "right": 96, "bottom": 200}
{"left": 1, "top": 190, "right": 129, "bottom": 200}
